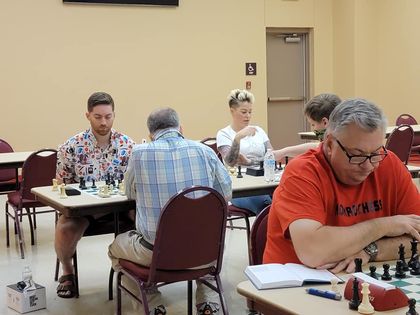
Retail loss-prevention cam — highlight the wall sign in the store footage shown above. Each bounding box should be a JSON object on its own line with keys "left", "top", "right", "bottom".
{"left": 246, "top": 62, "right": 257, "bottom": 75}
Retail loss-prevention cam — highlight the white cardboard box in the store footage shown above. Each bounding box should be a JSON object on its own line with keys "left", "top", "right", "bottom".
{"left": 6, "top": 283, "right": 46, "bottom": 313}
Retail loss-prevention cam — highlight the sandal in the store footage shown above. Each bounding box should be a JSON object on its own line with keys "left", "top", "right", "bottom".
{"left": 57, "top": 274, "right": 77, "bottom": 298}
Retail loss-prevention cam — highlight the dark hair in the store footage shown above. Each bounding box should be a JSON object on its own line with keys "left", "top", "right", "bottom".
{"left": 87, "top": 92, "right": 114, "bottom": 112}
{"left": 304, "top": 93, "right": 341, "bottom": 122}
{"left": 147, "top": 107, "right": 180, "bottom": 134}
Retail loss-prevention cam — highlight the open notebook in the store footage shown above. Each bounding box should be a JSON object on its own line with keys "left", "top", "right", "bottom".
{"left": 245, "top": 263, "right": 343, "bottom": 290}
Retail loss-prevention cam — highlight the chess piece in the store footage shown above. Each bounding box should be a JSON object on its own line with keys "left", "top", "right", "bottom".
{"left": 285, "top": 156, "right": 289, "bottom": 166}
{"left": 410, "top": 256, "right": 420, "bottom": 275}
{"left": 91, "top": 179, "right": 97, "bottom": 189}
{"left": 355, "top": 258, "right": 363, "bottom": 273}
{"left": 118, "top": 179, "right": 125, "bottom": 195}
{"left": 59, "top": 184, "right": 67, "bottom": 199}
{"left": 99, "top": 185, "right": 110, "bottom": 198}
{"left": 368, "top": 265, "right": 378, "bottom": 279}
{"left": 409, "top": 239, "right": 418, "bottom": 270}
{"left": 349, "top": 277, "right": 361, "bottom": 310}
{"left": 52, "top": 178, "right": 58, "bottom": 191}
{"left": 330, "top": 278, "right": 339, "bottom": 293}
{"left": 395, "top": 260, "right": 407, "bottom": 278}
{"left": 237, "top": 165, "right": 243, "bottom": 178}
{"left": 399, "top": 243, "right": 409, "bottom": 271}
{"left": 358, "top": 282, "right": 374, "bottom": 314}
{"left": 276, "top": 161, "right": 283, "bottom": 170}
{"left": 381, "top": 263, "right": 392, "bottom": 281}
{"left": 407, "top": 298, "right": 419, "bottom": 315}
{"left": 79, "top": 177, "right": 87, "bottom": 190}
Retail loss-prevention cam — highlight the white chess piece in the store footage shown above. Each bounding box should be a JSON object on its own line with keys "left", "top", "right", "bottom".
{"left": 118, "top": 179, "right": 125, "bottom": 195}
{"left": 358, "top": 282, "right": 375, "bottom": 314}
{"left": 52, "top": 178, "right": 58, "bottom": 191}
{"left": 59, "top": 184, "right": 67, "bottom": 199}
{"left": 330, "top": 278, "right": 339, "bottom": 293}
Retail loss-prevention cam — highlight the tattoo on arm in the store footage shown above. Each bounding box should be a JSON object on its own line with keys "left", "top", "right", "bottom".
{"left": 224, "top": 140, "right": 241, "bottom": 166}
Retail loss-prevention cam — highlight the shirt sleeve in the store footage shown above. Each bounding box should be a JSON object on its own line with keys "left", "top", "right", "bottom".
{"left": 256, "top": 126, "right": 270, "bottom": 143}
{"left": 56, "top": 142, "right": 75, "bottom": 184}
{"left": 124, "top": 155, "right": 136, "bottom": 200}
{"left": 216, "top": 128, "right": 233, "bottom": 149}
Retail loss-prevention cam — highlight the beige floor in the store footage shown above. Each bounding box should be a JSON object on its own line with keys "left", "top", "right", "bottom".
{"left": 0, "top": 194, "right": 252, "bottom": 315}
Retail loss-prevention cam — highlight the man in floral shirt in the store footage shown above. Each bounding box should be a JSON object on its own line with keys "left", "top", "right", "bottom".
{"left": 55, "top": 92, "right": 134, "bottom": 298}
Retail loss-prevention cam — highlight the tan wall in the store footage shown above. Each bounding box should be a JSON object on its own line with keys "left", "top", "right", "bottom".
{"left": 333, "top": 0, "right": 420, "bottom": 123}
{"left": 2, "top": 0, "right": 419, "bottom": 151}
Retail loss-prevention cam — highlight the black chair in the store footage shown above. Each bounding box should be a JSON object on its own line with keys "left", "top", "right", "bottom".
{"left": 385, "top": 124, "right": 414, "bottom": 165}
{"left": 5, "top": 149, "right": 57, "bottom": 259}
{"left": 116, "top": 186, "right": 229, "bottom": 315}
{"left": 200, "top": 137, "right": 256, "bottom": 263}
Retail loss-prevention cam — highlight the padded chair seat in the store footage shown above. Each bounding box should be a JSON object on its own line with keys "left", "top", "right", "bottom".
{"left": 228, "top": 204, "right": 254, "bottom": 216}
{"left": 119, "top": 259, "right": 215, "bottom": 283}
{"left": 7, "top": 191, "right": 43, "bottom": 208}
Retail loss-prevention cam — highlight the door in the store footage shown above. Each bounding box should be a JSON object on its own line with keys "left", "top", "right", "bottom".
{"left": 266, "top": 31, "right": 309, "bottom": 149}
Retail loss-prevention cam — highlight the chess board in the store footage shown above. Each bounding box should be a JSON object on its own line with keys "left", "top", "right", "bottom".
{"left": 370, "top": 265, "right": 420, "bottom": 303}
{"left": 79, "top": 185, "right": 125, "bottom": 199}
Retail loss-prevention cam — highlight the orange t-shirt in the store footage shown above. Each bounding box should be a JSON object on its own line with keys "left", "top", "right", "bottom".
{"left": 263, "top": 144, "right": 420, "bottom": 264}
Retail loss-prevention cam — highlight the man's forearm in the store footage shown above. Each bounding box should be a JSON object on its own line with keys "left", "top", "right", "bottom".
{"left": 376, "top": 235, "right": 414, "bottom": 262}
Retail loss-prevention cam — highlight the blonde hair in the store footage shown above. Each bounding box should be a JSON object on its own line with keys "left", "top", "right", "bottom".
{"left": 227, "top": 89, "right": 255, "bottom": 108}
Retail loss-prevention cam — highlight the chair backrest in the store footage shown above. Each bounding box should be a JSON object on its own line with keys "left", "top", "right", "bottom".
{"left": 0, "top": 138, "right": 15, "bottom": 182}
{"left": 148, "top": 186, "right": 227, "bottom": 281}
{"left": 200, "top": 137, "right": 223, "bottom": 163}
{"left": 396, "top": 113, "right": 418, "bottom": 126}
{"left": 20, "top": 149, "right": 57, "bottom": 200}
{"left": 250, "top": 205, "right": 270, "bottom": 265}
{"left": 385, "top": 124, "right": 414, "bottom": 165}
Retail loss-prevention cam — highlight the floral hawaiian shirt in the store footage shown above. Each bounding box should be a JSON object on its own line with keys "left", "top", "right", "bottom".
{"left": 56, "top": 129, "right": 135, "bottom": 184}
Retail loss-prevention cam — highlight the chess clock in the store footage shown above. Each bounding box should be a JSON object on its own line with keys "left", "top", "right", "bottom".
{"left": 363, "top": 242, "right": 378, "bottom": 262}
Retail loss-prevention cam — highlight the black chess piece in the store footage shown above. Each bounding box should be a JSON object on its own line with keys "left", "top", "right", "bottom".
{"left": 79, "top": 177, "right": 87, "bottom": 190}
{"left": 399, "top": 243, "right": 409, "bottom": 271}
{"left": 410, "top": 256, "right": 420, "bottom": 275}
{"left": 259, "top": 161, "right": 264, "bottom": 169}
{"left": 91, "top": 179, "right": 97, "bottom": 189}
{"left": 368, "top": 265, "right": 378, "bottom": 279}
{"left": 277, "top": 162, "right": 283, "bottom": 170}
{"left": 120, "top": 173, "right": 124, "bottom": 181}
{"left": 407, "top": 298, "right": 419, "bottom": 315}
{"left": 237, "top": 165, "right": 243, "bottom": 178}
{"left": 395, "top": 260, "right": 407, "bottom": 279}
{"left": 409, "top": 238, "right": 418, "bottom": 270}
{"left": 105, "top": 173, "right": 111, "bottom": 185}
{"left": 348, "top": 277, "right": 361, "bottom": 310}
{"left": 354, "top": 258, "right": 363, "bottom": 273}
{"left": 381, "top": 263, "right": 392, "bottom": 281}
{"left": 285, "top": 156, "right": 289, "bottom": 166}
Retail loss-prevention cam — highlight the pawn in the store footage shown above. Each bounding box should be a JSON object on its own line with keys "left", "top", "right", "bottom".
{"left": 91, "top": 179, "right": 97, "bottom": 189}
{"left": 355, "top": 258, "right": 363, "bottom": 273}
{"left": 330, "top": 278, "right": 339, "bottom": 293}
{"left": 237, "top": 165, "right": 243, "bottom": 178}
{"left": 368, "top": 265, "right": 378, "bottom": 279}
{"left": 395, "top": 260, "right": 407, "bottom": 279}
{"left": 381, "top": 263, "right": 392, "bottom": 281}
{"left": 358, "top": 282, "right": 374, "bottom": 314}
{"left": 407, "top": 298, "right": 418, "bottom": 315}
{"left": 59, "top": 184, "right": 67, "bottom": 199}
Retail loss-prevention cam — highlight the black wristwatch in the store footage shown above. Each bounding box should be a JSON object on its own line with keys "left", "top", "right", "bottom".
{"left": 363, "top": 242, "right": 378, "bottom": 262}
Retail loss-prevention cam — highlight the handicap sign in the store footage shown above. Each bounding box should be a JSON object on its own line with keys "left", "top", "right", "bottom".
{"left": 246, "top": 62, "right": 257, "bottom": 75}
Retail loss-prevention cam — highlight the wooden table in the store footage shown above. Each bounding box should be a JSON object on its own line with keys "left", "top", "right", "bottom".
{"left": 231, "top": 171, "right": 279, "bottom": 198}
{"left": 299, "top": 125, "right": 420, "bottom": 141}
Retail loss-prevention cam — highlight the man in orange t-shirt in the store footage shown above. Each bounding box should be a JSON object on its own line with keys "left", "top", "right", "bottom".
{"left": 264, "top": 98, "right": 420, "bottom": 273}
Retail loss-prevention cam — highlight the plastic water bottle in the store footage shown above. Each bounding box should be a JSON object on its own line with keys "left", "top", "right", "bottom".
{"left": 263, "top": 149, "right": 276, "bottom": 182}
{"left": 22, "top": 266, "right": 32, "bottom": 283}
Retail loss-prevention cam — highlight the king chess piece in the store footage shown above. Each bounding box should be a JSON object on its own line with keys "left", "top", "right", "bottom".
{"left": 349, "top": 277, "right": 361, "bottom": 310}
{"left": 381, "top": 263, "right": 392, "bottom": 281}
{"left": 399, "top": 243, "right": 409, "bottom": 271}
{"left": 409, "top": 238, "right": 418, "bottom": 270}
{"left": 407, "top": 298, "right": 419, "bottom": 315}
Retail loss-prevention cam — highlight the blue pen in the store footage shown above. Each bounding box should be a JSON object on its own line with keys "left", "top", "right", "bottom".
{"left": 305, "top": 288, "right": 342, "bottom": 301}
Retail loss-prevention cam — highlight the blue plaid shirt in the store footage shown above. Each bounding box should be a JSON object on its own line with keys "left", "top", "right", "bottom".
{"left": 125, "top": 129, "right": 232, "bottom": 243}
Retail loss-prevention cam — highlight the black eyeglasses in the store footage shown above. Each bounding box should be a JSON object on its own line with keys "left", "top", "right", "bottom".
{"left": 335, "top": 139, "right": 388, "bottom": 165}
